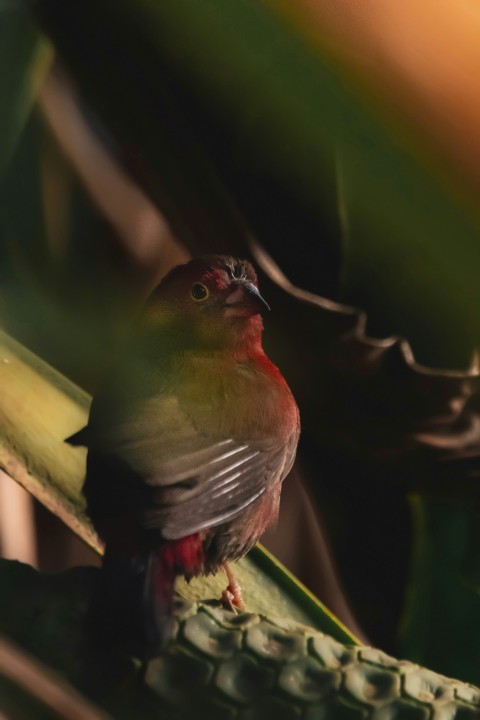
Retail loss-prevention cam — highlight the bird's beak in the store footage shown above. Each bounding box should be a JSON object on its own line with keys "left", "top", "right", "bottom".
{"left": 225, "top": 281, "right": 270, "bottom": 315}
{"left": 243, "top": 282, "right": 271, "bottom": 311}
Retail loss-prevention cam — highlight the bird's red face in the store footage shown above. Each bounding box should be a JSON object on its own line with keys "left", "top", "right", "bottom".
{"left": 143, "top": 256, "right": 270, "bottom": 351}
{"left": 189, "top": 260, "right": 270, "bottom": 319}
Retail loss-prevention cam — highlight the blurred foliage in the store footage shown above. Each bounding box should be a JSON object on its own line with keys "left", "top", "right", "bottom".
{"left": 36, "top": 0, "right": 480, "bottom": 367}
{"left": 0, "top": 1, "right": 50, "bottom": 179}
{"left": 399, "top": 498, "right": 480, "bottom": 683}
{"left": 0, "top": 111, "right": 139, "bottom": 387}
{"left": 0, "top": 0, "right": 478, "bottom": 693}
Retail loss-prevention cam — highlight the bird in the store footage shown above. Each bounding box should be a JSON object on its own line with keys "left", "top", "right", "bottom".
{"left": 67, "top": 255, "right": 300, "bottom": 656}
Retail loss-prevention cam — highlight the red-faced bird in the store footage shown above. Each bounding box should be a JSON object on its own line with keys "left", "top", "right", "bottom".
{"left": 68, "top": 256, "right": 300, "bottom": 655}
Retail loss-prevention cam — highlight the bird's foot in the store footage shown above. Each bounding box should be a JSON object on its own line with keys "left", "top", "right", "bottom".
{"left": 221, "top": 563, "right": 244, "bottom": 613}
{"left": 221, "top": 586, "right": 244, "bottom": 614}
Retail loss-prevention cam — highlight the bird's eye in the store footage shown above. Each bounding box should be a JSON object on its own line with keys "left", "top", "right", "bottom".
{"left": 190, "top": 282, "right": 209, "bottom": 302}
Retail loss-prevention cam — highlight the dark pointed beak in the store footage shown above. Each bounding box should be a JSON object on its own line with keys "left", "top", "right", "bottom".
{"left": 224, "top": 280, "right": 270, "bottom": 315}
{"left": 243, "top": 282, "right": 270, "bottom": 312}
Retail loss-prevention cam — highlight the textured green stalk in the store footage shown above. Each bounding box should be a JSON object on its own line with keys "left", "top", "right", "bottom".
{"left": 1, "top": 560, "right": 479, "bottom": 720}
{"left": 150, "top": 599, "right": 480, "bottom": 720}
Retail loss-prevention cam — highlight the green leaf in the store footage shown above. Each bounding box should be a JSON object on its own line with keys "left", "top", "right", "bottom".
{"left": 0, "top": 107, "right": 139, "bottom": 382}
{"left": 0, "top": 2, "right": 51, "bottom": 180}
{"left": 35, "top": 0, "right": 480, "bottom": 367}
{"left": 399, "top": 496, "right": 480, "bottom": 684}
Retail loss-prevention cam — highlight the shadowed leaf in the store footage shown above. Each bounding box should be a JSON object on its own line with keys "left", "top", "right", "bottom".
{"left": 0, "top": 2, "right": 51, "bottom": 180}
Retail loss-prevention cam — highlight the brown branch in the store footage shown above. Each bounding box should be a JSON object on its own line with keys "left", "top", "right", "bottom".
{"left": 0, "top": 635, "right": 110, "bottom": 720}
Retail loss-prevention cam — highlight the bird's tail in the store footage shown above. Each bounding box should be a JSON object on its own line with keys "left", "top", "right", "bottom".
{"left": 87, "top": 544, "right": 176, "bottom": 658}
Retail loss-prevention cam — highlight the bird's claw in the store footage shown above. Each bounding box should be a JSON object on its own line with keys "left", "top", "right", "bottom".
{"left": 221, "top": 588, "right": 238, "bottom": 614}
{"left": 221, "top": 563, "right": 245, "bottom": 614}
{"left": 221, "top": 585, "right": 244, "bottom": 614}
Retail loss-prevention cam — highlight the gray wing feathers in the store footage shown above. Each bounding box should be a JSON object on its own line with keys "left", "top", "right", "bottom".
{"left": 144, "top": 443, "right": 287, "bottom": 540}
{"left": 88, "top": 394, "right": 294, "bottom": 540}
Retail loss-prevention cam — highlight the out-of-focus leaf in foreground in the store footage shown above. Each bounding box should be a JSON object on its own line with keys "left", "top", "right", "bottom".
{"left": 0, "top": 1, "right": 51, "bottom": 180}
{"left": 34, "top": 0, "right": 480, "bottom": 368}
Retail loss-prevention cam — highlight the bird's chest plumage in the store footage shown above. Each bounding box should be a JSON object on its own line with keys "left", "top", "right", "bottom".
{"left": 174, "top": 352, "right": 294, "bottom": 441}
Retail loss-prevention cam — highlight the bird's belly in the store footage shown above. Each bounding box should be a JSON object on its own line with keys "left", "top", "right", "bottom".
{"left": 201, "top": 484, "right": 282, "bottom": 572}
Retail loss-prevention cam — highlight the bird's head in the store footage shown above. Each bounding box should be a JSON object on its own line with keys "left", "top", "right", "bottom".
{"left": 142, "top": 256, "right": 270, "bottom": 352}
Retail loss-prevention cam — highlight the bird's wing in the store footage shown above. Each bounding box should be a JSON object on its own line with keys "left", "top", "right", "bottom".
{"left": 87, "top": 392, "right": 296, "bottom": 541}
{"left": 144, "top": 437, "right": 293, "bottom": 540}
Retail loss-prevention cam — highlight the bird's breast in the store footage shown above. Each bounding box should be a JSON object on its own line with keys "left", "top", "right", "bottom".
{"left": 176, "top": 352, "right": 297, "bottom": 441}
